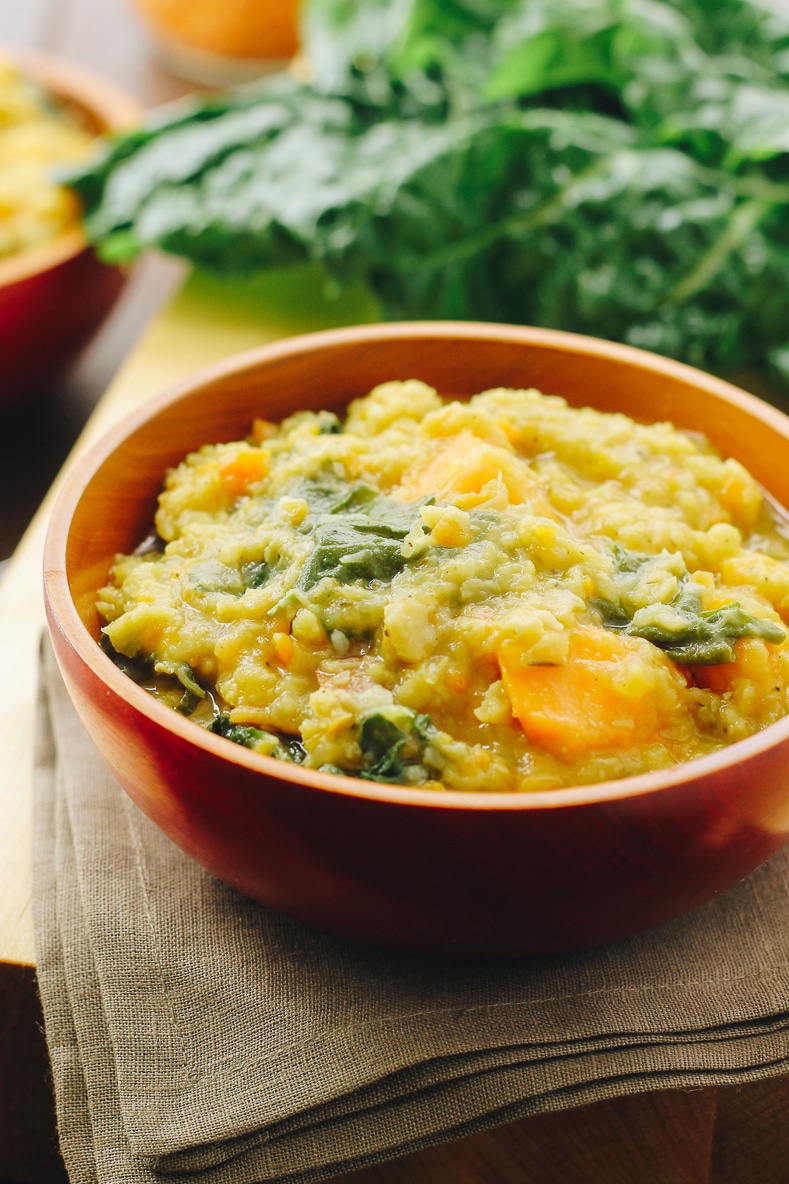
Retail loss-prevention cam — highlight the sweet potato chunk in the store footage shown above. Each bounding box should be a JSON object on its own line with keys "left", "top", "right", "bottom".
{"left": 396, "top": 431, "right": 555, "bottom": 513}
{"left": 499, "top": 627, "right": 683, "bottom": 757}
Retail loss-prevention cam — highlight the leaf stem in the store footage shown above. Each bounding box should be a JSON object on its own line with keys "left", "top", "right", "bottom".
{"left": 668, "top": 199, "right": 769, "bottom": 306}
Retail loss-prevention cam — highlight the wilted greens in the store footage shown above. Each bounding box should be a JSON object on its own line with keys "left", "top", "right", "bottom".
{"left": 211, "top": 715, "right": 309, "bottom": 761}
{"left": 296, "top": 482, "right": 429, "bottom": 590}
{"left": 593, "top": 544, "right": 787, "bottom": 663}
{"left": 596, "top": 584, "right": 787, "bottom": 664}
{"left": 67, "top": 0, "right": 789, "bottom": 384}
{"left": 357, "top": 707, "right": 440, "bottom": 783}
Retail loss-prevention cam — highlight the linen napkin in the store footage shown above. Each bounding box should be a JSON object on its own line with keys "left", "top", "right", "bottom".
{"left": 33, "top": 636, "right": 789, "bottom": 1184}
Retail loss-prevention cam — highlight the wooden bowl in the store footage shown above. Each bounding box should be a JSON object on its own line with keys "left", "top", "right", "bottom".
{"left": 0, "top": 51, "right": 141, "bottom": 407}
{"left": 43, "top": 322, "right": 789, "bottom": 957}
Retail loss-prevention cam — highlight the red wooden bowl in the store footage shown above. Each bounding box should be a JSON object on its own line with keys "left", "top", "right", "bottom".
{"left": 43, "top": 322, "right": 789, "bottom": 957}
{"left": 0, "top": 51, "right": 141, "bottom": 407}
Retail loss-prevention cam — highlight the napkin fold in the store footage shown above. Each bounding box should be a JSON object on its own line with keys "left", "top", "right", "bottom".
{"left": 33, "top": 637, "right": 789, "bottom": 1184}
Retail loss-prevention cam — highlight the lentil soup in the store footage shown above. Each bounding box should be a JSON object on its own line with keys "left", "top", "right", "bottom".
{"left": 98, "top": 381, "right": 789, "bottom": 792}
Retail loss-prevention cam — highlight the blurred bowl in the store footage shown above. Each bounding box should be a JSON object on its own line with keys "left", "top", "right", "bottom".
{"left": 0, "top": 51, "right": 141, "bottom": 407}
{"left": 130, "top": 0, "right": 302, "bottom": 86}
{"left": 43, "top": 322, "right": 789, "bottom": 957}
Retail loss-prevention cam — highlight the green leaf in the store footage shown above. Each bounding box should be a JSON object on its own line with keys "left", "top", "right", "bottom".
{"left": 176, "top": 690, "right": 201, "bottom": 717}
{"left": 358, "top": 706, "right": 436, "bottom": 783}
{"left": 241, "top": 560, "right": 271, "bottom": 589}
{"left": 100, "top": 634, "right": 155, "bottom": 683}
{"left": 297, "top": 520, "right": 409, "bottom": 589}
{"left": 291, "top": 475, "right": 430, "bottom": 590}
{"left": 484, "top": 25, "right": 623, "bottom": 101}
{"left": 170, "top": 663, "right": 205, "bottom": 697}
{"left": 64, "top": 0, "right": 789, "bottom": 388}
{"left": 628, "top": 589, "right": 785, "bottom": 665}
{"left": 210, "top": 715, "right": 269, "bottom": 749}
{"left": 595, "top": 555, "right": 786, "bottom": 665}
{"left": 209, "top": 716, "right": 307, "bottom": 760}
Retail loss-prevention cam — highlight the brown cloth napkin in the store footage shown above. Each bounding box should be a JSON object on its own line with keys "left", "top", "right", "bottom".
{"left": 33, "top": 637, "right": 789, "bottom": 1184}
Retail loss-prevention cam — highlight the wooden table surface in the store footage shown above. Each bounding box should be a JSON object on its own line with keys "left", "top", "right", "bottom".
{"left": 3, "top": 2, "right": 789, "bottom": 1182}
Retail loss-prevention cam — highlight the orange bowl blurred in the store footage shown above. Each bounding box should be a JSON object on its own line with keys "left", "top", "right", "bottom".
{"left": 132, "top": 0, "right": 301, "bottom": 61}
{"left": 129, "top": 0, "right": 302, "bottom": 86}
{"left": 43, "top": 322, "right": 789, "bottom": 957}
{"left": 0, "top": 51, "right": 141, "bottom": 407}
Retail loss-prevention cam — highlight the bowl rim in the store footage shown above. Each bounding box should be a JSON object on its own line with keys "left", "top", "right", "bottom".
{"left": 0, "top": 47, "right": 142, "bottom": 289}
{"left": 44, "top": 319, "right": 789, "bottom": 813}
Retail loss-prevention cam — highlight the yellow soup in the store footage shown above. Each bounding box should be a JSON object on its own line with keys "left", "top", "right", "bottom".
{"left": 98, "top": 381, "right": 789, "bottom": 792}
{"left": 0, "top": 56, "right": 94, "bottom": 259}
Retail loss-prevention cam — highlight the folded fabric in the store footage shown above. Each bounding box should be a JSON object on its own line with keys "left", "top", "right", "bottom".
{"left": 33, "top": 638, "right": 789, "bottom": 1184}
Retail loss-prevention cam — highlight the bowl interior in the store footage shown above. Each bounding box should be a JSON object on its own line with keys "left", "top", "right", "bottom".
{"left": 59, "top": 323, "right": 789, "bottom": 654}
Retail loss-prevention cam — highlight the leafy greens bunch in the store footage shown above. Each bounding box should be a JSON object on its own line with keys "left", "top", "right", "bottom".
{"left": 68, "top": 0, "right": 789, "bottom": 383}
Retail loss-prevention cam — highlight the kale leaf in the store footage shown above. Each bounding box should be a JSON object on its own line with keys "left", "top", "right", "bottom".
{"left": 65, "top": 0, "right": 789, "bottom": 385}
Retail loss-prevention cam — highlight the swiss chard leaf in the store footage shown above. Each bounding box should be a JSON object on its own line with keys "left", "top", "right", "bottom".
{"left": 101, "top": 636, "right": 206, "bottom": 698}
{"left": 100, "top": 634, "right": 155, "bottom": 683}
{"left": 176, "top": 690, "right": 202, "bottom": 717}
{"left": 288, "top": 472, "right": 377, "bottom": 514}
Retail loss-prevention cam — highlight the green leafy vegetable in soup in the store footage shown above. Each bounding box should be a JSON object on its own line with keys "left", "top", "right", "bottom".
{"left": 98, "top": 380, "right": 789, "bottom": 792}
{"left": 592, "top": 544, "right": 786, "bottom": 664}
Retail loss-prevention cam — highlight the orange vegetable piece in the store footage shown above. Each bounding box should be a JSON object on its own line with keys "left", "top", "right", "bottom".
{"left": 499, "top": 627, "right": 680, "bottom": 757}
{"left": 690, "top": 637, "right": 783, "bottom": 697}
{"left": 272, "top": 632, "right": 294, "bottom": 667}
{"left": 251, "top": 417, "right": 278, "bottom": 443}
{"left": 218, "top": 449, "right": 269, "bottom": 499}
{"left": 395, "top": 431, "right": 556, "bottom": 513}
